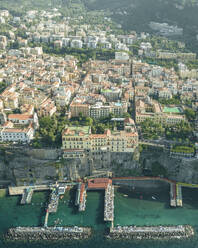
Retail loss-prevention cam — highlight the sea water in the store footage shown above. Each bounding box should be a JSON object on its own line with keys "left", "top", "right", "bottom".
{"left": 1, "top": 186, "right": 198, "bottom": 248}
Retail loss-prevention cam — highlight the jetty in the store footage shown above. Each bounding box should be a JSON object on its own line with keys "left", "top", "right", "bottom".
{"left": 104, "top": 184, "right": 114, "bottom": 222}
{"left": 75, "top": 183, "right": 87, "bottom": 211}
{"left": 79, "top": 183, "right": 86, "bottom": 211}
{"left": 75, "top": 183, "right": 81, "bottom": 206}
{"left": 47, "top": 187, "right": 59, "bottom": 213}
{"left": 44, "top": 210, "right": 49, "bottom": 228}
{"left": 107, "top": 225, "right": 194, "bottom": 240}
{"left": 5, "top": 226, "right": 92, "bottom": 241}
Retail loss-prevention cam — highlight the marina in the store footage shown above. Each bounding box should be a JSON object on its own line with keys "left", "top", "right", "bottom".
{"left": 1, "top": 184, "right": 198, "bottom": 247}
{"left": 4, "top": 177, "right": 198, "bottom": 243}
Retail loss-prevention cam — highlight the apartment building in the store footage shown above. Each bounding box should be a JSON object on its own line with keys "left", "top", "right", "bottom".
{"left": 90, "top": 102, "right": 128, "bottom": 119}
{"left": 37, "top": 98, "right": 56, "bottom": 117}
{"left": 0, "top": 125, "right": 34, "bottom": 143}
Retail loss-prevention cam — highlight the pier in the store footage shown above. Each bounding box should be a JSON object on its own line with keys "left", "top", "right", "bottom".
{"left": 44, "top": 210, "right": 49, "bottom": 227}
{"left": 79, "top": 183, "right": 86, "bottom": 211}
{"left": 104, "top": 184, "right": 114, "bottom": 222}
{"left": 8, "top": 185, "right": 53, "bottom": 195}
{"left": 20, "top": 188, "right": 33, "bottom": 204}
{"left": 47, "top": 187, "right": 59, "bottom": 213}
{"left": 75, "top": 183, "right": 81, "bottom": 206}
{"left": 170, "top": 183, "right": 177, "bottom": 207}
{"left": 176, "top": 184, "right": 183, "bottom": 207}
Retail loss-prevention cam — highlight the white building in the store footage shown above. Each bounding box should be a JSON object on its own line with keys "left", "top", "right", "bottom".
{"left": 115, "top": 52, "right": 129, "bottom": 61}
{"left": 0, "top": 126, "right": 34, "bottom": 143}
{"left": 0, "top": 10, "right": 9, "bottom": 17}
{"left": 87, "top": 41, "right": 97, "bottom": 49}
{"left": 62, "top": 38, "right": 70, "bottom": 47}
{"left": 70, "top": 40, "right": 83, "bottom": 49}
{"left": 115, "top": 43, "right": 129, "bottom": 51}
{"left": 101, "top": 42, "right": 112, "bottom": 49}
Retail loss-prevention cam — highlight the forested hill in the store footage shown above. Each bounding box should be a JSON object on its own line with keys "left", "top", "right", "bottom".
{"left": 83, "top": 0, "right": 198, "bottom": 53}
{"left": 1, "top": 0, "right": 198, "bottom": 52}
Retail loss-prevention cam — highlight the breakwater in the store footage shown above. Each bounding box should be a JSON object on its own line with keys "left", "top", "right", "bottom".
{"left": 5, "top": 227, "right": 92, "bottom": 241}
{"left": 107, "top": 225, "right": 194, "bottom": 240}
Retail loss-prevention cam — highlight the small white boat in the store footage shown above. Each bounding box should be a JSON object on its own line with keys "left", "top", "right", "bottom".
{"left": 123, "top": 194, "right": 128, "bottom": 197}
{"left": 152, "top": 196, "right": 157, "bottom": 200}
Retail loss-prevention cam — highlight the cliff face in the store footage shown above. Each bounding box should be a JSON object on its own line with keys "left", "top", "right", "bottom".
{"left": 140, "top": 149, "right": 198, "bottom": 184}
{"left": 0, "top": 147, "right": 198, "bottom": 186}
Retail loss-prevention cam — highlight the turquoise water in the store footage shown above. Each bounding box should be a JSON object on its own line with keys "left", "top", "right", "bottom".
{"left": 1, "top": 186, "right": 198, "bottom": 248}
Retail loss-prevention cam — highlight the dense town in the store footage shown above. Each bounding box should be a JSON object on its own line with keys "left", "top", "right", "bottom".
{"left": 1, "top": 1, "right": 198, "bottom": 245}
{"left": 0, "top": 8, "right": 198, "bottom": 161}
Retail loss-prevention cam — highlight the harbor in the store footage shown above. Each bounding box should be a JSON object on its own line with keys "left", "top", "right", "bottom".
{"left": 4, "top": 178, "right": 198, "bottom": 242}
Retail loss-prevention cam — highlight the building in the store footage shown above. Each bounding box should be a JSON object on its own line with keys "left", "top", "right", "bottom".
{"left": 135, "top": 98, "right": 186, "bottom": 125}
{"left": 8, "top": 114, "right": 34, "bottom": 125}
{"left": 37, "top": 98, "right": 56, "bottom": 117}
{"left": 90, "top": 102, "right": 128, "bottom": 119}
{"left": 62, "top": 118, "right": 138, "bottom": 158}
{"left": 115, "top": 52, "right": 129, "bottom": 61}
{"left": 70, "top": 40, "right": 83, "bottom": 49}
{"left": 70, "top": 102, "right": 90, "bottom": 118}
{"left": 0, "top": 125, "right": 34, "bottom": 143}
{"left": 8, "top": 113, "right": 39, "bottom": 129}
{"left": 101, "top": 88, "right": 122, "bottom": 102}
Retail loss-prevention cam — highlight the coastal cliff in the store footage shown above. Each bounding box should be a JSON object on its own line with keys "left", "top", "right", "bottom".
{"left": 0, "top": 146, "right": 198, "bottom": 186}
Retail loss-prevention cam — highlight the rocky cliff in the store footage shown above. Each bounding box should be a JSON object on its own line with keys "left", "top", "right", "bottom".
{"left": 0, "top": 146, "right": 198, "bottom": 186}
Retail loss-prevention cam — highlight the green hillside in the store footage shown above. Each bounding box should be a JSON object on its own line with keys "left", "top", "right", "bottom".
{"left": 83, "top": 0, "right": 198, "bottom": 53}
{"left": 0, "top": 0, "right": 198, "bottom": 53}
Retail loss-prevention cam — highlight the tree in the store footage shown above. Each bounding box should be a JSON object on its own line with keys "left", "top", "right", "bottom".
{"left": 184, "top": 108, "right": 196, "bottom": 121}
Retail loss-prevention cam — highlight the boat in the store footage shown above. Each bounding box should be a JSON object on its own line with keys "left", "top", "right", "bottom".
{"left": 152, "top": 196, "right": 157, "bottom": 200}
{"left": 123, "top": 194, "right": 128, "bottom": 197}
